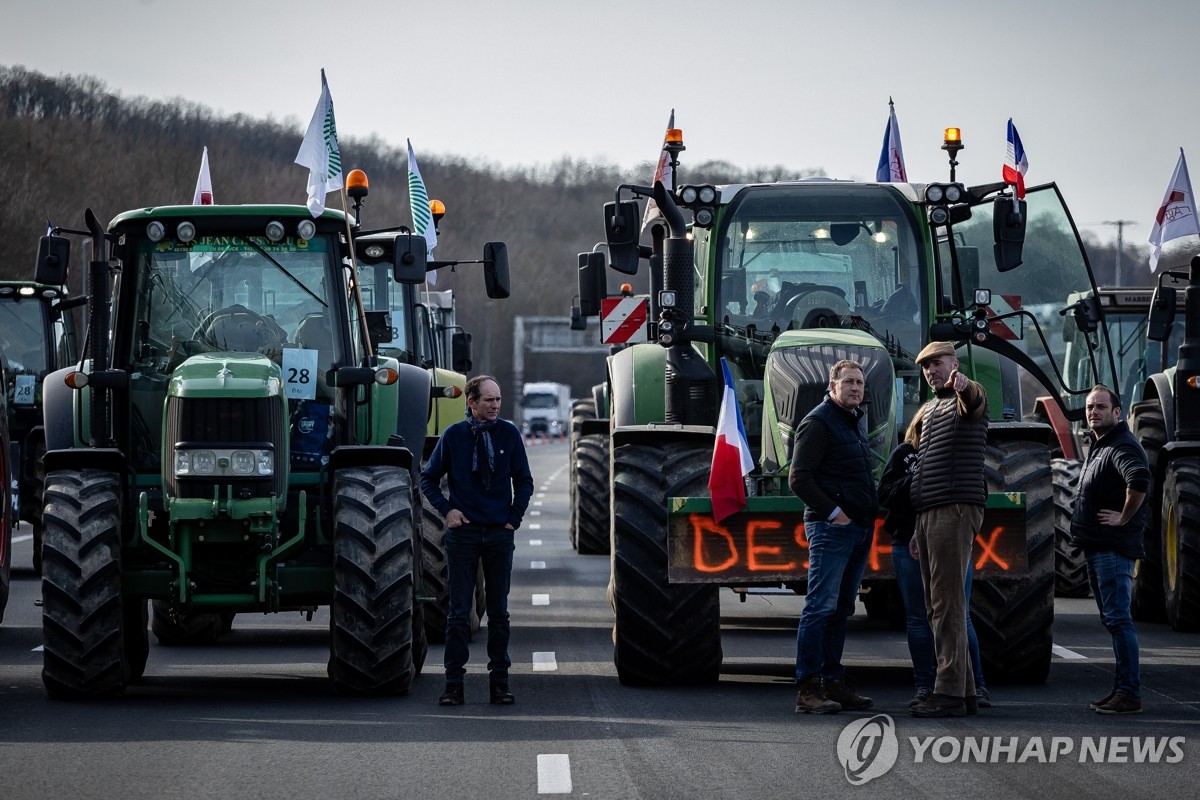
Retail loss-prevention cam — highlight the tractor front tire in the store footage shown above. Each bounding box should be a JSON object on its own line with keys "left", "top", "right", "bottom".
{"left": 972, "top": 439, "right": 1054, "bottom": 684}
{"left": 1052, "top": 458, "right": 1089, "bottom": 598}
{"left": 1161, "top": 457, "right": 1200, "bottom": 631}
{"left": 419, "top": 487, "right": 483, "bottom": 644}
{"left": 1130, "top": 401, "right": 1167, "bottom": 622}
{"left": 611, "top": 440, "right": 721, "bottom": 685}
{"left": 328, "top": 466, "right": 418, "bottom": 695}
{"left": 41, "top": 469, "right": 130, "bottom": 699}
{"left": 575, "top": 433, "right": 611, "bottom": 555}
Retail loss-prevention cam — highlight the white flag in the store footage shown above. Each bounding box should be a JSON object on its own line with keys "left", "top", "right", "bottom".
{"left": 294, "top": 69, "right": 343, "bottom": 217}
{"left": 407, "top": 139, "right": 438, "bottom": 260}
{"left": 641, "top": 110, "right": 675, "bottom": 234}
{"left": 192, "top": 146, "right": 214, "bottom": 205}
{"left": 1149, "top": 148, "right": 1200, "bottom": 274}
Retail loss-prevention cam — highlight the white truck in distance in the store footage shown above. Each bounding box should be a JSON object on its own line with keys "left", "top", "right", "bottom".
{"left": 521, "top": 382, "right": 571, "bottom": 438}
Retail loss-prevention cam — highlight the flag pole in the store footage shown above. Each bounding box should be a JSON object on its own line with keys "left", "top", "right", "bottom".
{"left": 338, "top": 186, "right": 374, "bottom": 360}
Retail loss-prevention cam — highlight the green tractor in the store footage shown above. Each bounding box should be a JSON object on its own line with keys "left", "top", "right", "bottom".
{"left": 0, "top": 279, "right": 81, "bottom": 574}
{"left": 1127, "top": 259, "right": 1200, "bottom": 629}
{"left": 576, "top": 126, "right": 1120, "bottom": 686}
{"left": 36, "top": 195, "right": 507, "bottom": 698}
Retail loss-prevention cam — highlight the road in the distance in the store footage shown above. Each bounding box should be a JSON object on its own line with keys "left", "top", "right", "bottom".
{"left": 1, "top": 439, "right": 1199, "bottom": 799}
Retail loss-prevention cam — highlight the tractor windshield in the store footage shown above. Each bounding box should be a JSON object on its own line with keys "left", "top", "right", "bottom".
{"left": 716, "top": 183, "right": 929, "bottom": 360}
{"left": 0, "top": 296, "right": 48, "bottom": 376}
{"left": 355, "top": 262, "right": 418, "bottom": 366}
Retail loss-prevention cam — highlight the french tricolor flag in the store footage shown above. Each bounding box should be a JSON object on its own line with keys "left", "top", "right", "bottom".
{"left": 709, "top": 358, "right": 754, "bottom": 523}
{"left": 1003, "top": 119, "right": 1029, "bottom": 199}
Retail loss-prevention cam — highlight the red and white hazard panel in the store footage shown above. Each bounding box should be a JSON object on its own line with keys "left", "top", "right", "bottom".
{"left": 601, "top": 296, "right": 649, "bottom": 344}
{"left": 983, "top": 294, "right": 1022, "bottom": 340}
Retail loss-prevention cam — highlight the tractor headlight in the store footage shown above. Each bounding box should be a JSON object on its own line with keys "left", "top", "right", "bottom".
{"left": 174, "top": 446, "right": 274, "bottom": 477}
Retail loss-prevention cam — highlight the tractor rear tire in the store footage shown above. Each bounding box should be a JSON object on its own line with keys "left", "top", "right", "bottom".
{"left": 1130, "top": 400, "right": 1167, "bottom": 622}
{"left": 567, "top": 400, "right": 596, "bottom": 550}
{"left": 1161, "top": 457, "right": 1200, "bottom": 631}
{"left": 972, "top": 439, "right": 1054, "bottom": 684}
{"left": 575, "top": 433, "right": 611, "bottom": 555}
{"left": 30, "top": 437, "right": 46, "bottom": 576}
{"left": 328, "top": 466, "right": 417, "bottom": 695}
{"left": 611, "top": 440, "right": 721, "bottom": 685}
{"left": 41, "top": 469, "right": 130, "bottom": 699}
{"left": 151, "top": 601, "right": 227, "bottom": 646}
{"left": 419, "top": 489, "right": 483, "bottom": 644}
{"left": 1052, "top": 458, "right": 1089, "bottom": 597}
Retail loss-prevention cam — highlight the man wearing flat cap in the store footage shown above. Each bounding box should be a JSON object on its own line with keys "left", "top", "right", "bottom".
{"left": 908, "top": 340, "right": 989, "bottom": 718}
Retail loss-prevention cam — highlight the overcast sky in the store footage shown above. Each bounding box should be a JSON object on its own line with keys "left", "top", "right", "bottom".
{"left": 5, "top": 0, "right": 1200, "bottom": 260}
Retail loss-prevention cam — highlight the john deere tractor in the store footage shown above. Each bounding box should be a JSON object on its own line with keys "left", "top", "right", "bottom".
{"left": 576, "top": 126, "right": 1118, "bottom": 686}
{"left": 36, "top": 192, "right": 507, "bottom": 698}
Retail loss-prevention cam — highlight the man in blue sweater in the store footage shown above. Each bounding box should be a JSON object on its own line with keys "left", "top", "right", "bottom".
{"left": 421, "top": 375, "right": 534, "bottom": 706}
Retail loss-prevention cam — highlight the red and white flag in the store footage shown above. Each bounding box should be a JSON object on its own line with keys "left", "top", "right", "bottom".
{"left": 875, "top": 98, "right": 906, "bottom": 182}
{"left": 1149, "top": 148, "right": 1200, "bottom": 274}
{"left": 640, "top": 109, "right": 675, "bottom": 234}
{"left": 709, "top": 358, "right": 754, "bottom": 523}
{"left": 192, "top": 146, "right": 214, "bottom": 205}
{"left": 1002, "top": 119, "right": 1029, "bottom": 199}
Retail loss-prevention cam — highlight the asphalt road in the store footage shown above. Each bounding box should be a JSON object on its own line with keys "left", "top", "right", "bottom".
{"left": 2, "top": 439, "right": 1199, "bottom": 799}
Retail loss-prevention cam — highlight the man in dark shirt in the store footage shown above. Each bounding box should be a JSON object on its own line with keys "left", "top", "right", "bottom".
{"left": 1071, "top": 384, "right": 1150, "bottom": 715}
{"left": 421, "top": 375, "right": 534, "bottom": 706}
{"left": 789, "top": 359, "right": 879, "bottom": 714}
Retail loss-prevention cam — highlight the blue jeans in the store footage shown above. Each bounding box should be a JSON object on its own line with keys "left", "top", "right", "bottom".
{"left": 892, "top": 543, "right": 986, "bottom": 692}
{"left": 796, "top": 520, "right": 871, "bottom": 683}
{"left": 1086, "top": 550, "right": 1140, "bottom": 698}
{"left": 444, "top": 524, "right": 515, "bottom": 683}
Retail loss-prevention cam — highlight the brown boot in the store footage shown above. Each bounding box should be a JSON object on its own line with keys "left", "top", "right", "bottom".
{"left": 909, "top": 692, "right": 967, "bottom": 718}
{"left": 794, "top": 676, "right": 841, "bottom": 714}
{"left": 823, "top": 676, "right": 873, "bottom": 710}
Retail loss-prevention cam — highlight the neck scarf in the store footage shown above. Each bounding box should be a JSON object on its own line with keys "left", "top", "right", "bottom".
{"left": 465, "top": 407, "right": 496, "bottom": 490}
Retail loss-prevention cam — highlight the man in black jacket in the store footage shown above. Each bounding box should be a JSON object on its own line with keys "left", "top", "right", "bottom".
{"left": 789, "top": 359, "right": 878, "bottom": 714}
{"left": 1071, "top": 384, "right": 1150, "bottom": 715}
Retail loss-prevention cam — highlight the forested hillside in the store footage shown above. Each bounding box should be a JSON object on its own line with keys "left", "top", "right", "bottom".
{"left": 0, "top": 66, "right": 824, "bottom": 398}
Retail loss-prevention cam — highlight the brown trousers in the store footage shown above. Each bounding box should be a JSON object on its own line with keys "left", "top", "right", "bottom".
{"left": 915, "top": 503, "right": 984, "bottom": 698}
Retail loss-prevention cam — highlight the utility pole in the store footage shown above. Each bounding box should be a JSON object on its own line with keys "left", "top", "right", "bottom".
{"left": 1104, "top": 219, "right": 1136, "bottom": 285}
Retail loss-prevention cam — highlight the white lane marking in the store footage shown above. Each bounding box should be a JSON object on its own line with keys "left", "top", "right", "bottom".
{"left": 13, "top": 534, "right": 32, "bottom": 544}
{"left": 533, "top": 501, "right": 543, "bottom": 507}
{"left": 32, "top": 645, "right": 43, "bottom": 652}
{"left": 530, "top": 511, "right": 542, "bottom": 516}
{"left": 537, "top": 754, "right": 572, "bottom": 794}
{"left": 1052, "top": 644, "right": 1088, "bottom": 660}
{"left": 536, "top": 492, "right": 546, "bottom": 498}
{"left": 531, "top": 561, "right": 546, "bottom": 569}
{"left": 529, "top": 539, "right": 543, "bottom": 546}
{"left": 532, "top": 651, "right": 558, "bottom": 672}
{"left": 528, "top": 524, "right": 542, "bottom": 531}
{"left": 532, "top": 594, "right": 550, "bottom": 606}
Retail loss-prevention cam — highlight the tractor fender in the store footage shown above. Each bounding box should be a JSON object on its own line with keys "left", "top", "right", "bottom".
{"left": 393, "top": 362, "right": 433, "bottom": 458}
{"left": 611, "top": 424, "right": 714, "bottom": 451}
{"left": 609, "top": 343, "right": 666, "bottom": 428}
{"left": 1142, "top": 373, "right": 1175, "bottom": 444}
{"left": 42, "top": 366, "right": 78, "bottom": 450}
{"left": 328, "top": 444, "right": 413, "bottom": 475}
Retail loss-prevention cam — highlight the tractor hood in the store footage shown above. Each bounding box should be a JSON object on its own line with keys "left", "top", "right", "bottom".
{"left": 168, "top": 352, "right": 284, "bottom": 399}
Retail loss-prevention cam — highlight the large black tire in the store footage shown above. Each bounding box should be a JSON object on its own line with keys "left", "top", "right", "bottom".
{"left": 971, "top": 439, "right": 1054, "bottom": 684}
{"left": 1161, "top": 457, "right": 1200, "bottom": 631}
{"left": 30, "top": 437, "right": 46, "bottom": 576}
{"left": 611, "top": 440, "right": 722, "bottom": 685}
{"left": 151, "top": 600, "right": 227, "bottom": 646}
{"left": 1130, "top": 401, "right": 1167, "bottom": 622}
{"left": 41, "top": 470, "right": 131, "bottom": 699}
{"left": 418, "top": 486, "right": 483, "bottom": 644}
{"left": 575, "top": 433, "right": 611, "bottom": 555}
{"left": 1052, "top": 458, "right": 1089, "bottom": 597}
{"left": 567, "top": 400, "right": 595, "bottom": 549}
{"left": 328, "top": 466, "right": 418, "bottom": 695}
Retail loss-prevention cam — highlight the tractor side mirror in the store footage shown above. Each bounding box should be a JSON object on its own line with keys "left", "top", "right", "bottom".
{"left": 604, "top": 200, "right": 642, "bottom": 275}
{"left": 36, "top": 235, "right": 71, "bottom": 287}
{"left": 992, "top": 197, "right": 1026, "bottom": 272}
{"left": 483, "top": 242, "right": 510, "bottom": 299}
{"left": 1147, "top": 285, "right": 1177, "bottom": 342}
{"left": 452, "top": 330, "right": 473, "bottom": 372}
{"left": 393, "top": 234, "right": 427, "bottom": 284}
{"left": 578, "top": 251, "right": 606, "bottom": 316}
{"left": 365, "top": 310, "right": 393, "bottom": 345}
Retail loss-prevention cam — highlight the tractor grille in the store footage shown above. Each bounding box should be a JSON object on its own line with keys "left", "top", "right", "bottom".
{"left": 165, "top": 396, "right": 286, "bottom": 498}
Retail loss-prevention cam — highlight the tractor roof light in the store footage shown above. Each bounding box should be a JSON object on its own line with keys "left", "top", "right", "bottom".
{"left": 929, "top": 206, "right": 950, "bottom": 225}
{"left": 942, "top": 127, "right": 963, "bottom": 157}
{"left": 694, "top": 207, "right": 714, "bottom": 227}
{"left": 265, "top": 220, "right": 286, "bottom": 242}
{"left": 347, "top": 169, "right": 369, "bottom": 200}
{"left": 430, "top": 199, "right": 446, "bottom": 225}
{"left": 680, "top": 186, "right": 699, "bottom": 204}
{"left": 925, "top": 185, "right": 945, "bottom": 203}
{"left": 18, "top": 286, "right": 35, "bottom": 296}
{"left": 176, "top": 221, "right": 196, "bottom": 243}
{"left": 296, "top": 219, "right": 317, "bottom": 240}
{"left": 147, "top": 221, "right": 166, "bottom": 242}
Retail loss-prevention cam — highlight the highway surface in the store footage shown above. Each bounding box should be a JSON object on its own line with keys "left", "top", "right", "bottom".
{"left": 1, "top": 439, "right": 1199, "bottom": 798}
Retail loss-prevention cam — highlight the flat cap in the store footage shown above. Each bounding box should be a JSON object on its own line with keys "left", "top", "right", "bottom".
{"left": 915, "top": 341, "right": 958, "bottom": 365}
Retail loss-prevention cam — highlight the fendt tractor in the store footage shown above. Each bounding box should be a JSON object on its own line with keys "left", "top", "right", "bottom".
{"left": 349, "top": 181, "right": 509, "bottom": 644}
{"left": 1126, "top": 259, "right": 1200, "bottom": 629}
{"left": 574, "top": 126, "right": 1121, "bottom": 686}
{"left": 0, "top": 278, "right": 81, "bottom": 574}
{"left": 35, "top": 181, "right": 508, "bottom": 699}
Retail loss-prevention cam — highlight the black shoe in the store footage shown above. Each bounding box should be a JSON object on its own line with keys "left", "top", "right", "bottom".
{"left": 976, "top": 686, "right": 992, "bottom": 709}
{"left": 1089, "top": 690, "right": 1116, "bottom": 710}
{"left": 490, "top": 682, "right": 515, "bottom": 705}
{"left": 823, "top": 676, "right": 873, "bottom": 710}
{"left": 908, "top": 688, "right": 933, "bottom": 708}
{"left": 438, "top": 683, "right": 464, "bottom": 706}
{"left": 909, "top": 693, "right": 967, "bottom": 718}
{"left": 1095, "top": 691, "right": 1142, "bottom": 715}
